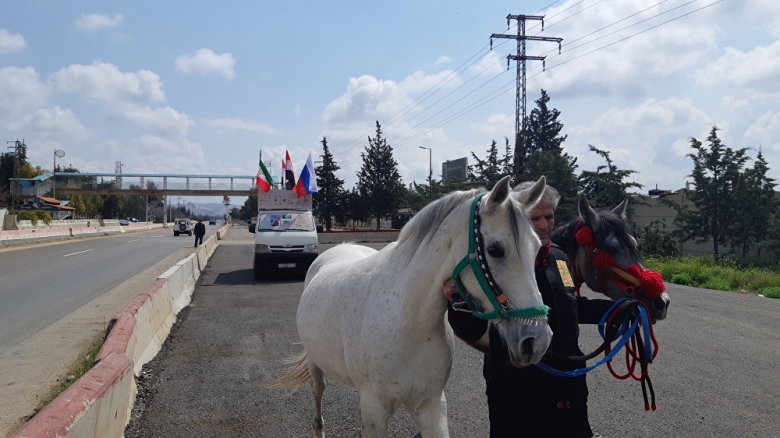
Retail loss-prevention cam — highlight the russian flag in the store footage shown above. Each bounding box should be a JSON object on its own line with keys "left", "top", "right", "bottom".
{"left": 294, "top": 152, "right": 319, "bottom": 198}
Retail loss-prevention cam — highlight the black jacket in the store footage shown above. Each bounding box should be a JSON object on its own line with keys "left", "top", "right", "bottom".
{"left": 193, "top": 222, "right": 206, "bottom": 237}
{"left": 452, "top": 243, "right": 614, "bottom": 438}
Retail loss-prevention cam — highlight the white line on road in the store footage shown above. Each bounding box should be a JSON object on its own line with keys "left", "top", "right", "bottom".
{"left": 63, "top": 249, "right": 93, "bottom": 257}
{"left": 127, "top": 239, "right": 140, "bottom": 243}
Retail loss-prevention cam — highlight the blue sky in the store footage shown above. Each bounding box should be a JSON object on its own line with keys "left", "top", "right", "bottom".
{"left": 2, "top": 0, "right": 780, "bottom": 204}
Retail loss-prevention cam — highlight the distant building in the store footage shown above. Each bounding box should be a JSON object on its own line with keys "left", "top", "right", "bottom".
{"left": 442, "top": 157, "right": 468, "bottom": 182}
{"left": 16, "top": 195, "right": 76, "bottom": 220}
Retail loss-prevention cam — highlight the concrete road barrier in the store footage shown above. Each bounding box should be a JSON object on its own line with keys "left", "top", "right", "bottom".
{"left": 11, "top": 228, "right": 227, "bottom": 438}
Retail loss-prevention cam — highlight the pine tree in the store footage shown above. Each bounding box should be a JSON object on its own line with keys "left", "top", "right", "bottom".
{"left": 525, "top": 89, "right": 567, "bottom": 156}
{"left": 468, "top": 140, "right": 505, "bottom": 189}
{"left": 356, "top": 121, "right": 404, "bottom": 230}
{"left": 674, "top": 126, "right": 749, "bottom": 259}
{"left": 521, "top": 89, "right": 579, "bottom": 221}
{"left": 578, "top": 145, "right": 644, "bottom": 211}
{"left": 730, "top": 149, "right": 778, "bottom": 256}
{"left": 313, "top": 137, "right": 345, "bottom": 231}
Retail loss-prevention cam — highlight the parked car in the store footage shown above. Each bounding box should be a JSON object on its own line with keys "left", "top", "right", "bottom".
{"left": 173, "top": 218, "right": 193, "bottom": 236}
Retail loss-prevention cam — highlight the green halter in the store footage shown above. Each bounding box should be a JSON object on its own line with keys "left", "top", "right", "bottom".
{"left": 451, "top": 193, "right": 550, "bottom": 321}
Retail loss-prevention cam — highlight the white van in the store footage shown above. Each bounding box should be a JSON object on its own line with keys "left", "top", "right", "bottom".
{"left": 249, "top": 192, "right": 318, "bottom": 279}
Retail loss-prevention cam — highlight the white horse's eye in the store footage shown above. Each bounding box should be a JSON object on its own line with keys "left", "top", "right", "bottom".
{"left": 487, "top": 244, "right": 505, "bottom": 258}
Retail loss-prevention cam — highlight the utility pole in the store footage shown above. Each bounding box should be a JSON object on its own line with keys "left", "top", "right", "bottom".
{"left": 6, "top": 140, "right": 27, "bottom": 208}
{"left": 491, "top": 14, "right": 561, "bottom": 180}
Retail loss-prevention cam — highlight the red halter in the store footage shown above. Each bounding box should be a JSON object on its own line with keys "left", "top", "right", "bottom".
{"left": 573, "top": 222, "right": 665, "bottom": 299}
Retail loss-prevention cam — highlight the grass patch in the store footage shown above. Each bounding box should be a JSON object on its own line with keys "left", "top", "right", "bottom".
{"left": 32, "top": 334, "right": 105, "bottom": 416}
{"left": 645, "top": 256, "right": 780, "bottom": 298}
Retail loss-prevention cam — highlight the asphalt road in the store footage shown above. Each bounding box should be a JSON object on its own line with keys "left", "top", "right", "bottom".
{"left": 125, "top": 230, "right": 780, "bottom": 437}
{"left": 0, "top": 226, "right": 218, "bottom": 354}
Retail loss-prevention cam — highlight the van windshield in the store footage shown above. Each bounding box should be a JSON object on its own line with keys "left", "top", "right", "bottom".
{"left": 257, "top": 211, "right": 314, "bottom": 231}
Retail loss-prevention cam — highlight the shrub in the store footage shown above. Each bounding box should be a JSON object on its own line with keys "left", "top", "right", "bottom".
{"left": 670, "top": 273, "right": 694, "bottom": 286}
{"left": 701, "top": 277, "right": 731, "bottom": 291}
{"left": 760, "top": 287, "right": 780, "bottom": 299}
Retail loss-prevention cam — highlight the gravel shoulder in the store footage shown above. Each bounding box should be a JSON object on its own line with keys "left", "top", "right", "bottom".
{"left": 125, "top": 232, "right": 780, "bottom": 437}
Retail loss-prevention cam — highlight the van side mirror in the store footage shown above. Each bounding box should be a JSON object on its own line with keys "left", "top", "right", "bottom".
{"left": 249, "top": 223, "right": 256, "bottom": 233}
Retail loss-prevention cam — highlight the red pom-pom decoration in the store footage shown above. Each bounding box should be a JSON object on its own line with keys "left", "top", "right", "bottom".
{"left": 575, "top": 225, "right": 595, "bottom": 246}
{"left": 626, "top": 264, "right": 666, "bottom": 298}
{"left": 592, "top": 251, "right": 615, "bottom": 268}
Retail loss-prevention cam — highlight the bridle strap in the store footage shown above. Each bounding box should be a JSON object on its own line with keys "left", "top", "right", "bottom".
{"left": 452, "top": 193, "right": 549, "bottom": 321}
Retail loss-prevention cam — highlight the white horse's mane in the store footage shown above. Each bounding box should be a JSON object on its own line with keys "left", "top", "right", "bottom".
{"left": 394, "top": 188, "right": 483, "bottom": 260}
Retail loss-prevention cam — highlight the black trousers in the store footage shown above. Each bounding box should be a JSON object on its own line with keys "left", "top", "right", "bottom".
{"left": 194, "top": 235, "right": 203, "bottom": 247}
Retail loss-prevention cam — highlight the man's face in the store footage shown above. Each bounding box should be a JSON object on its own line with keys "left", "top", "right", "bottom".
{"left": 528, "top": 202, "right": 555, "bottom": 246}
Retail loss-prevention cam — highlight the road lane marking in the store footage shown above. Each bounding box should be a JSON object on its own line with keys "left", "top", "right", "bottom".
{"left": 63, "top": 249, "right": 93, "bottom": 257}
{"left": 127, "top": 239, "right": 140, "bottom": 243}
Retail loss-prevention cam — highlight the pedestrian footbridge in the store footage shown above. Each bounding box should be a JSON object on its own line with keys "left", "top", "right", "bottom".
{"left": 11, "top": 172, "right": 258, "bottom": 197}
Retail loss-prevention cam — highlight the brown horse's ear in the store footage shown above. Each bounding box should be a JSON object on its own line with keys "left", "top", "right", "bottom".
{"left": 486, "top": 175, "right": 512, "bottom": 211}
{"left": 612, "top": 198, "right": 628, "bottom": 219}
{"left": 578, "top": 195, "right": 598, "bottom": 224}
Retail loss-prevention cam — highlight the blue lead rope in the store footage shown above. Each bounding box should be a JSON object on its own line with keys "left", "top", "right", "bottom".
{"left": 535, "top": 298, "right": 652, "bottom": 378}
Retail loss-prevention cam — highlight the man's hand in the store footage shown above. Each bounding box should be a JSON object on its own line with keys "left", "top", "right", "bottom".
{"left": 442, "top": 278, "right": 461, "bottom": 303}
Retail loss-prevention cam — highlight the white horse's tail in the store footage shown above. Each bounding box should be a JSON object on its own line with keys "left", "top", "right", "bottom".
{"left": 267, "top": 349, "right": 311, "bottom": 392}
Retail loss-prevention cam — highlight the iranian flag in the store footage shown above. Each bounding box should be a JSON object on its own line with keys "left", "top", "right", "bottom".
{"left": 256, "top": 159, "right": 273, "bottom": 192}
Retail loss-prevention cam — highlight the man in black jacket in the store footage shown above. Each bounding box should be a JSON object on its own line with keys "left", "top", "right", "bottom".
{"left": 193, "top": 219, "right": 206, "bottom": 247}
{"left": 444, "top": 183, "right": 614, "bottom": 438}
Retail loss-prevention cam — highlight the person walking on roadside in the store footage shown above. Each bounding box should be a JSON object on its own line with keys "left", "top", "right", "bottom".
{"left": 193, "top": 219, "right": 206, "bottom": 247}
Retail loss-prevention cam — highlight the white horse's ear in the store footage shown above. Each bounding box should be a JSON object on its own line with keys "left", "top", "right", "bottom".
{"left": 514, "top": 176, "right": 546, "bottom": 208}
{"left": 578, "top": 195, "right": 598, "bottom": 224}
{"left": 612, "top": 198, "right": 628, "bottom": 219}
{"left": 486, "top": 175, "right": 512, "bottom": 210}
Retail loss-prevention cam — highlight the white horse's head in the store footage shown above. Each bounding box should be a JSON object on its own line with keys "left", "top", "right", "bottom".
{"left": 449, "top": 176, "right": 553, "bottom": 367}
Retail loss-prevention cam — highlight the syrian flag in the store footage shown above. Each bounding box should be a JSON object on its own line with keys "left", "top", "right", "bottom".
{"left": 285, "top": 151, "right": 296, "bottom": 190}
{"left": 256, "top": 159, "right": 273, "bottom": 192}
{"left": 294, "top": 152, "right": 319, "bottom": 198}
{"left": 281, "top": 159, "right": 286, "bottom": 188}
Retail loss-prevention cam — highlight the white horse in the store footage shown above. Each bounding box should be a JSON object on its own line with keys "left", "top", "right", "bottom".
{"left": 272, "top": 176, "right": 553, "bottom": 438}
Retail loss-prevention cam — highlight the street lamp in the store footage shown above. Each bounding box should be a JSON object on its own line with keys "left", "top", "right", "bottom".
{"left": 53, "top": 149, "right": 65, "bottom": 199}
{"left": 419, "top": 146, "right": 432, "bottom": 186}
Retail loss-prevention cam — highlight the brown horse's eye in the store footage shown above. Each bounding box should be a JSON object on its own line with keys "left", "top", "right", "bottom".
{"left": 487, "top": 244, "right": 505, "bottom": 258}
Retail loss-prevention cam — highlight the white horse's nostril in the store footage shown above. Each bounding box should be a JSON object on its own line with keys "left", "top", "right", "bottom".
{"left": 521, "top": 337, "right": 535, "bottom": 357}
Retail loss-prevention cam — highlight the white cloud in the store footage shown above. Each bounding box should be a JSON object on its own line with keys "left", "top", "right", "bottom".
{"left": 0, "top": 66, "right": 50, "bottom": 115}
{"left": 696, "top": 40, "right": 780, "bottom": 92}
{"left": 51, "top": 61, "right": 165, "bottom": 103}
{"left": 470, "top": 51, "right": 504, "bottom": 76}
{"left": 564, "top": 97, "right": 715, "bottom": 190}
{"left": 322, "top": 75, "right": 412, "bottom": 127}
{"left": 120, "top": 105, "right": 194, "bottom": 138}
{"left": 431, "top": 56, "right": 451, "bottom": 67}
{"left": 743, "top": 111, "right": 780, "bottom": 151}
{"left": 471, "top": 113, "right": 513, "bottom": 139}
{"left": 533, "top": 1, "right": 719, "bottom": 99}
{"left": 0, "top": 29, "right": 26, "bottom": 54}
{"left": 16, "top": 106, "right": 90, "bottom": 141}
{"left": 399, "top": 69, "right": 463, "bottom": 95}
{"left": 202, "top": 118, "right": 280, "bottom": 135}
{"left": 123, "top": 136, "right": 206, "bottom": 174}
{"left": 75, "top": 13, "right": 124, "bottom": 31}
{"left": 175, "top": 48, "right": 236, "bottom": 79}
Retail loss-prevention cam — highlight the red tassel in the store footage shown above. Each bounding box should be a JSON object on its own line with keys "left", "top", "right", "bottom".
{"left": 592, "top": 251, "right": 615, "bottom": 268}
{"left": 575, "top": 226, "right": 595, "bottom": 246}
{"left": 626, "top": 265, "right": 666, "bottom": 298}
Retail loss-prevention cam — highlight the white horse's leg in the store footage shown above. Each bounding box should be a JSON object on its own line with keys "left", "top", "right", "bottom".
{"left": 406, "top": 392, "right": 450, "bottom": 438}
{"left": 359, "top": 391, "right": 393, "bottom": 438}
{"left": 310, "top": 363, "right": 326, "bottom": 438}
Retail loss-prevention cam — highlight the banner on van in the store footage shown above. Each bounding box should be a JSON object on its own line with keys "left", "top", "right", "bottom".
{"left": 257, "top": 190, "right": 312, "bottom": 210}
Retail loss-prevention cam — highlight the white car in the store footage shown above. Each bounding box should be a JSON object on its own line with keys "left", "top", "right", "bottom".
{"left": 173, "top": 218, "right": 193, "bottom": 236}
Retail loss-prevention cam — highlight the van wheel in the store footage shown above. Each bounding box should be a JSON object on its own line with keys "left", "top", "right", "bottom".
{"left": 253, "top": 255, "right": 264, "bottom": 280}
{"left": 174, "top": 231, "right": 179, "bottom": 236}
